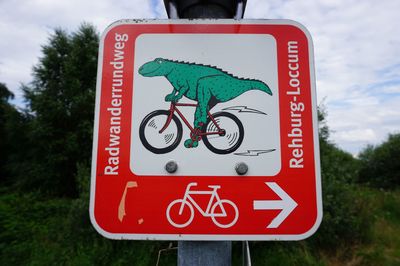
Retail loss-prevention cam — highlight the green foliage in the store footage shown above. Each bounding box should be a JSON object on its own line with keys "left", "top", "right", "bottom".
{"left": 358, "top": 133, "right": 400, "bottom": 189}
{"left": 313, "top": 180, "right": 373, "bottom": 249}
{"left": 249, "top": 242, "right": 325, "bottom": 266}
{"left": 355, "top": 188, "right": 400, "bottom": 265}
{"left": 21, "top": 23, "right": 99, "bottom": 197}
{"left": 0, "top": 189, "right": 71, "bottom": 265}
{"left": 0, "top": 188, "right": 177, "bottom": 266}
{"left": 317, "top": 105, "right": 330, "bottom": 143}
{"left": 311, "top": 106, "right": 373, "bottom": 249}
{"left": 0, "top": 83, "right": 14, "bottom": 181}
{"left": 0, "top": 82, "right": 14, "bottom": 100}
{"left": 0, "top": 83, "right": 30, "bottom": 185}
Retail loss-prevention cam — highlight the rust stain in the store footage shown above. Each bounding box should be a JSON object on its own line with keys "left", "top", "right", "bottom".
{"left": 118, "top": 181, "right": 138, "bottom": 222}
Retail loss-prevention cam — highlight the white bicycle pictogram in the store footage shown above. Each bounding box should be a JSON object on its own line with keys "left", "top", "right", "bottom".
{"left": 166, "top": 182, "right": 239, "bottom": 228}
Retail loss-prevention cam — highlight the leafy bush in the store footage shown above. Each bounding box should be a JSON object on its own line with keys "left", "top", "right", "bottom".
{"left": 309, "top": 108, "right": 373, "bottom": 249}
{"left": 358, "top": 133, "right": 400, "bottom": 189}
{"left": 0, "top": 187, "right": 177, "bottom": 266}
{"left": 250, "top": 242, "right": 324, "bottom": 266}
{"left": 0, "top": 190, "right": 71, "bottom": 265}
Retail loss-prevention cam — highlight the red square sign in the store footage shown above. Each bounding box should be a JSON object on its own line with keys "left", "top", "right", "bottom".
{"left": 90, "top": 19, "right": 322, "bottom": 240}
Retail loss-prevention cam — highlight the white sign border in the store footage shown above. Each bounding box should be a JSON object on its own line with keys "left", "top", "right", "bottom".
{"left": 89, "top": 19, "right": 322, "bottom": 241}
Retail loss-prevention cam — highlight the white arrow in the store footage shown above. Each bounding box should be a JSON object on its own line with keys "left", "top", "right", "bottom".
{"left": 253, "top": 182, "right": 298, "bottom": 228}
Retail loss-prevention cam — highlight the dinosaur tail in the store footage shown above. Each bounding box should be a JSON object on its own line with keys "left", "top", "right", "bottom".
{"left": 246, "top": 80, "right": 273, "bottom": 95}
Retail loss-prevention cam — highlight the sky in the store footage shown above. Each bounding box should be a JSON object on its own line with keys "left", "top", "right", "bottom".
{"left": 0, "top": 0, "right": 399, "bottom": 155}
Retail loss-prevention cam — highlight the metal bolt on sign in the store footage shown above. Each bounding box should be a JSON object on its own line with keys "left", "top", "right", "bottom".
{"left": 235, "top": 162, "right": 248, "bottom": 175}
{"left": 165, "top": 160, "right": 178, "bottom": 173}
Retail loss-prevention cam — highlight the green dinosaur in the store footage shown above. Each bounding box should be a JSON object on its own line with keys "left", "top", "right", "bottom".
{"left": 138, "top": 58, "right": 272, "bottom": 148}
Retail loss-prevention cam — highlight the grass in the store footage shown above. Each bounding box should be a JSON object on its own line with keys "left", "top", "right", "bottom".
{"left": 318, "top": 188, "right": 400, "bottom": 266}
{"left": 356, "top": 189, "right": 400, "bottom": 266}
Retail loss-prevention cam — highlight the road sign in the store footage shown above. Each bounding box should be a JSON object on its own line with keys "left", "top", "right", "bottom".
{"left": 90, "top": 19, "right": 322, "bottom": 240}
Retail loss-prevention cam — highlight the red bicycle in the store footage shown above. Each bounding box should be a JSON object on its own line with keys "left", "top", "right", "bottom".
{"left": 139, "top": 102, "right": 244, "bottom": 154}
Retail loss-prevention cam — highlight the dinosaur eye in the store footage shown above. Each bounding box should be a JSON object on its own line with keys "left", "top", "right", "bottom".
{"left": 157, "top": 59, "right": 163, "bottom": 64}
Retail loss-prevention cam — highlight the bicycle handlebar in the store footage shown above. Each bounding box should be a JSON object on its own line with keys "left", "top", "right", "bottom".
{"left": 187, "top": 182, "right": 198, "bottom": 188}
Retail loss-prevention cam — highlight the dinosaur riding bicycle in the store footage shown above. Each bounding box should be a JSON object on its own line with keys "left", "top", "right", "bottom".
{"left": 138, "top": 58, "right": 273, "bottom": 154}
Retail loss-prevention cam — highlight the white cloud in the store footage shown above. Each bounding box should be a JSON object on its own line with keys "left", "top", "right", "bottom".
{"left": 245, "top": 0, "right": 400, "bottom": 154}
{"left": 0, "top": 0, "right": 399, "bottom": 155}
{"left": 381, "top": 84, "right": 400, "bottom": 94}
{"left": 334, "top": 129, "right": 377, "bottom": 142}
{"left": 0, "top": 0, "right": 157, "bottom": 99}
{"left": 328, "top": 93, "right": 400, "bottom": 154}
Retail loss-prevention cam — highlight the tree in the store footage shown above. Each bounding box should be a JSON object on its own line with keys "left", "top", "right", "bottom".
{"left": 358, "top": 133, "right": 400, "bottom": 189}
{"left": 310, "top": 105, "right": 371, "bottom": 248}
{"left": 0, "top": 83, "right": 30, "bottom": 186}
{"left": 22, "top": 24, "right": 99, "bottom": 197}
{"left": 0, "top": 83, "right": 14, "bottom": 182}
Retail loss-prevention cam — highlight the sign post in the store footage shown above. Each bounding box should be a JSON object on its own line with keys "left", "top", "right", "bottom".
{"left": 163, "top": 2, "right": 246, "bottom": 265}
{"left": 90, "top": 16, "right": 322, "bottom": 265}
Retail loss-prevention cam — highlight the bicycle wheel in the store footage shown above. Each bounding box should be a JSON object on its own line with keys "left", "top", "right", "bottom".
{"left": 202, "top": 112, "right": 244, "bottom": 154}
{"left": 166, "top": 199, "right": 194, "bottom": 228}
{"left": 211, "top": 199, "right": 239, "bottom": 228}
{"left": 139, "top": 110, "right": 182, "bottom": 154}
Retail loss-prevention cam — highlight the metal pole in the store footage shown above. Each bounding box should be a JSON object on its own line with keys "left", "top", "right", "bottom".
{"left": 163, "top": 1, "right": 246, "bottom": 265}
{"left": 178, "top": 241, "right": 232, "bottom": 266}
{"left": 164, "top": 0, "right": 246, "bottom": 19}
